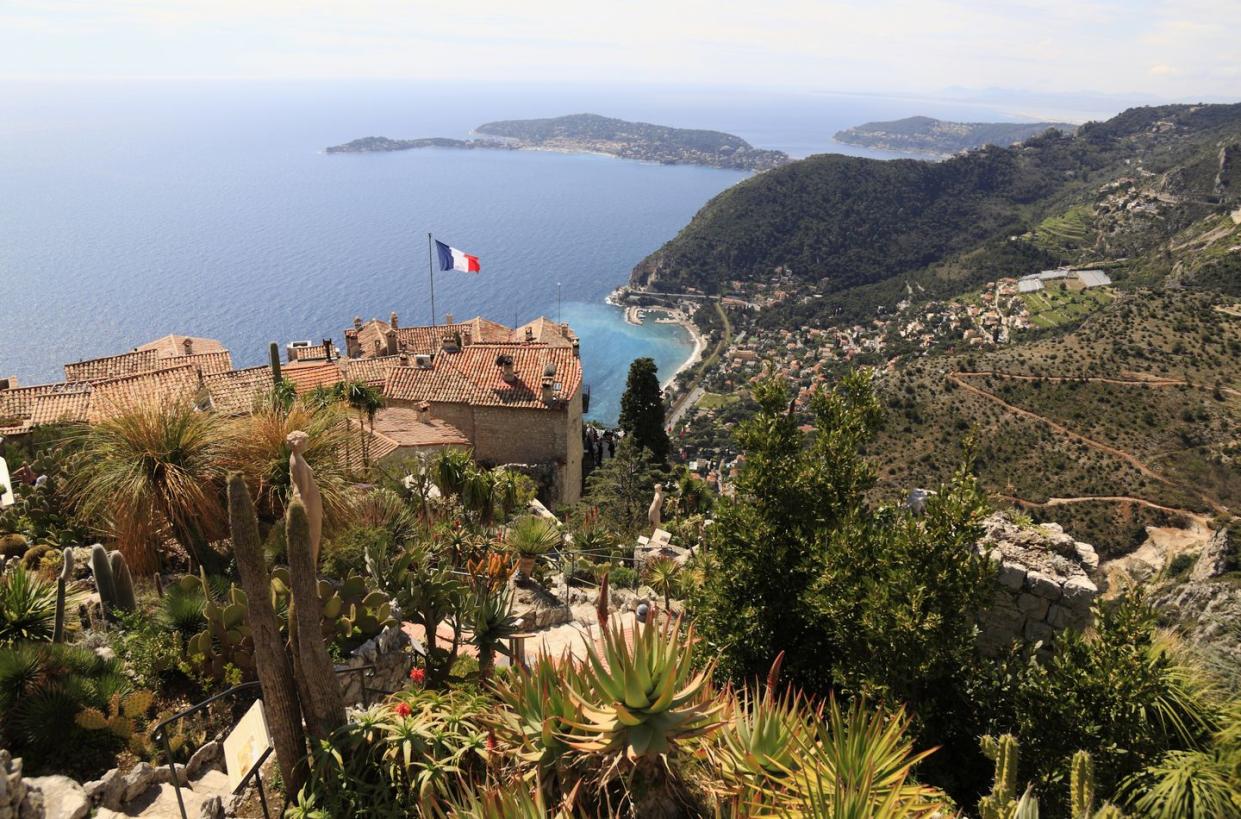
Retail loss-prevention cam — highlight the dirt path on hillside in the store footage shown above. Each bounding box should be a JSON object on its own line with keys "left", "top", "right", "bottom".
{"left": 953, "top": 369, "right": 1241, "bottom": 396}
{"left": 950, "top": 371, "right": 1229, "bottom": 515}
{"left": 1003, "top": 494, "right": 1213, "bottom": 527}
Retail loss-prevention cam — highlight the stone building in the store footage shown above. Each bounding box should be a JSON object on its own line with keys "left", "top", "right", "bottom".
{"left": 383, "top": 337, "right": 584, "bottom": 505}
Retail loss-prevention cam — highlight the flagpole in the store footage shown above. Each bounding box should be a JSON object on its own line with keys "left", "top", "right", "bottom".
{"left": 427, "top": 232, "right": 436, "bottom": 328}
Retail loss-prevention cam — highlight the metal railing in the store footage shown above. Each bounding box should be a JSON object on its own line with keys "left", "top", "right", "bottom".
{"left": 149, "top": 663, "right": 395, "bottom": 819}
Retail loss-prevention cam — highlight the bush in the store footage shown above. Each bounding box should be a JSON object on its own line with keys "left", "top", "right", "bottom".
{"left": 322, "top": 525, "right": 392, "bottom": 580}
{"left": 607, "top": 565, "right": 639, "bottom": 589}
{"left": 1166, "top": 552, "right": 1196, "bottom": 579}
{"left": 112, "top": 610, "right": 190, "bottom": 691}
{"left": 0, "top": 565, "right": 59, "bottom": 644}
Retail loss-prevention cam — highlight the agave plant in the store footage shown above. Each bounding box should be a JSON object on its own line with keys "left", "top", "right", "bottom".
{"left": 494, "top": 654, "right": 584, "bottom": 777}
{"left": 505, "top": 515, "right": 561, "bottom": 568}
{"left": 563, "top": 617, "right": 721, "bottom": 763}
{"left": 716, "top": 685, "right": 813, "bottom": 792}
{"left": 757, "top": 697, "right": 949, "bottom": 818}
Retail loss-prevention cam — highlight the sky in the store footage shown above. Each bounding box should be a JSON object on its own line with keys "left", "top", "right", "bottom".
{"left": 1, "top": 1, "right": 1239, "bottom": 103}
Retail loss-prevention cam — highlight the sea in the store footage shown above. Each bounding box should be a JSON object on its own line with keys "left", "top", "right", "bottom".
{"left": 0, "top": 81, "right": 1028, "bottom": 423}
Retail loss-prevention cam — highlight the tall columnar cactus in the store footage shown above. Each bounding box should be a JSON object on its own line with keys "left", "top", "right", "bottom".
{"left": 269, "top": 341, "right": 283, "bottom": 383}
{"left": 52, "top": 547, "right": 74, "bottom": 642}
{"left": 109, "top": 550, "right": 137, "bottom": 612}
{"left": 227, "top": 473, "right": 308, "bottom": 800}
{"left": 1070, "top": 750, "right": 1095, "bottom": 819}
{"left": 286, "top": 496, "right": 345, "bottom": 742}
{"left": 91, "top": 543, "right": 118, "bottom": 616}
{"left": 979, "top": 734, "right": 1021, "bottom": 819}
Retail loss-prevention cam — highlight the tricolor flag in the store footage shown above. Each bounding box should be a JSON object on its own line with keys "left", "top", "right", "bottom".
{"left": 435, "top": 240, "right": 481, "bottom": 273}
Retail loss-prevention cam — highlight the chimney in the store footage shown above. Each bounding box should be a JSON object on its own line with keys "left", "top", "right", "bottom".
{"left": 444, "top": 313, "right": 454, "bottom": 325}
{"left": 322, "top": 338, "right": 334, "bottom": 361}
{"left": 353, "top": 316, "right": 363, "bottom": 331}
{"left": 372, "top": 339, "right": 382, "bottom": 356}
{"left": 398, "top": 352, "right": 409, "bottom": 367}
{"left": 496, "top": 354, "right": 515, "bottom": 382}
{"left": 560, "top": 322, "right": 571, "bottom": 338}
{"left": 441, "top": 333, "right": 460, "bottom": 353}
{"left": 385, "top": 328, "right": 398, "bottom": 356}
{"left": 416, "top": 401, "right": 431, "bottom": 424}
{"left": 182, "top": 337, "right": 194, "bottom": 356}
{"left": 524, "top": 327, "right": 534, "bottom": 344}
{"left": 390, "top": 312, "right": 399, "bottom": 330}
{"left": 572, "top": 338, "right": 580, "bottom": 358}
{"left": 541, "top": 376, "right": 555, "bottom": 403}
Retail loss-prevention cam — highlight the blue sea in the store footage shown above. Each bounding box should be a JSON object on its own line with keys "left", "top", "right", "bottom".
{"left": 0, "top": 81, "right": 1022, "bottom": 422}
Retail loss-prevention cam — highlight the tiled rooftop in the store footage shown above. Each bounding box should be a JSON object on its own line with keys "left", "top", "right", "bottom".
{"left": 64, "top": 349, "right": 161, "bottom": 383}
{"left": 384, "top": 343, "right": 581, "bottom": 410}
{"left": 86, "top": 366, "right": 199, "bottom": 423}
{"left": 164, "top": 350, "right": 234, "bottom": 376}
{"left": 283, "top": 360, "right": 345, "bottom": 393}
{"left": 343, "top": 406, "right": 470, "bottom": 469}
{"left": 339, "top": 355, "right": 402, "bottom": 388}
{"left": 30, "top": 389, "right": 91, "bottom": 426}
{"left": 203, "top": 366, "right": 275, "bottom": 416}
{"left": 136, "top": 334, "right": 227, "bottom": 359}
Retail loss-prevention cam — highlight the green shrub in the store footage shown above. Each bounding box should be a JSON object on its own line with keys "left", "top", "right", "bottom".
{"left": 322, "top": 525, "right": 392, "bottom": 580}
{"left": 607, "top": 564, "right": 639, "bottom": 589}
{"left": 1166, "top": 552, "right": 1196, "bottom": 579}
{"left": 113, "top": 610, "right": 190, "bottom": 691}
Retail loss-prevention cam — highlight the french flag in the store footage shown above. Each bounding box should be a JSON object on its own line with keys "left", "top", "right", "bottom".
{"left": 435, "top": 240, "right": 481, "bottom": 273}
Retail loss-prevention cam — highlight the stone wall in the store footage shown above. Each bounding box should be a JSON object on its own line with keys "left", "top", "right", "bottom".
{"left": 337, "top": 623, "right": 413, "bottom": 707}
{"left": 977, "top": 513, "right": 1100, "bottom": 655}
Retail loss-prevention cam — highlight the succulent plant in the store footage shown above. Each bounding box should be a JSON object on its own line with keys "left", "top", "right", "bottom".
{"left": 980, "top": 734, "right": 1022, "bottom": 819}
{"left": 505, "top": 515, "right": 562, "bottom": 559}
{"left": 20, "top": 543, "right": 55, "bottom": 571}
{"left": 52, "top": 547, "right": 73, "bottom": 642}
{"left": 495, "top": 654, "right": 583, "bottom": 775}
{"left": 109, "top": 550, "right": 137, "bottom": 612}
{"left": 271, "top": 567, "right": 395, "bottom": 645}
{"left": 187, "top": 582, "right": 255, "bottom": 682}
{"left": 717, "top": 685, "right": 812, "bottom": 791}
{"left": 75, "top": 689, "right": 156, "bottom": 755}
{"left": 562, "top": 617, "right": 722, "bottom": 761}
{"left": 90, "top": 543, "right": 118, "bottom": 617}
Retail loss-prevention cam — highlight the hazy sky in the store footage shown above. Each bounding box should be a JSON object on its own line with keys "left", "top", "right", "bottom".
{"left": 3, "top": 0, "right": 1239, "bottom": 101}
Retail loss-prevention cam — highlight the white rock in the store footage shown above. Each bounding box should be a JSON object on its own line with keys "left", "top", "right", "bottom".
{"left": 25, "top": 776, "right": 86, "bottom": 819}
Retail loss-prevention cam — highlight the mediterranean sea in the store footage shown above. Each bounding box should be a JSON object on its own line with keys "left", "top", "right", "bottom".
{"left": 0, "top": 81, "right": 1017, "bottom": 422}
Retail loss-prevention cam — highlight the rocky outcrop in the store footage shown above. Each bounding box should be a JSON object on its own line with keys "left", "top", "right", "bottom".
{"left": 337, "top": 623, "right": 412, "bottom": 706}
{"left": 0, "top": 750, "right": 44, "bottom": 819}
{"left": 976, "top": 513, "right": 1099, "bottom": 655}
{"left": 1190, "top": 525, "right": 1232, "bottom": 582}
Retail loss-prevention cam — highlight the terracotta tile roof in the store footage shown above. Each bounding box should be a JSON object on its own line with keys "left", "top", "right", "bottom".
{"left": 136, "top": 334, "right": 227, "bottom": 359}
{"left": 203, "top": 366, "right": 275, "bottom": 415}
{"left": 0, "top": 383, "right": 62, "bottom": 422}
{"left": 349, "top": 316, "right": 516, "bottom": 359}
{"left": 30, "top": 389, "right": 91, "bottom": 426}
{"left": 65, "top": 349, "right": 161, "bottom": 383}
{"left": 283, "top": 360, "right": 344, "bottom": 393}
{"left": 163, "top": 350, "right": 233, "bottom": 376}
{"left": 289, "top": 344, "right": 329, "bottom": 362}
{"left": 86, "top": 366, "right": 200, "bottom": 423}
{"left": 513, "top": 316, "right": 577, "bottom": 347}
{"left": 339, "top": 355, "right": 402, "bottom": 388}
{"left": 343, "top": 407, "right": 469, "bottom": 470}
{"left": 384, "top": 343, "right": 582, "bottom": 410}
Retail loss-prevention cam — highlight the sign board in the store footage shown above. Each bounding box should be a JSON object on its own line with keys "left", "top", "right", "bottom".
{"left": 223, "top": 699, "right": 272, "bottom": 792}
{"left": 0, "top": 458, "right": 14, "bottom": 509}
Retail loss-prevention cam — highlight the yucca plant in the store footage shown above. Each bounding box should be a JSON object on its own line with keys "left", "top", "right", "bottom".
{"left": 0, "top": 564, "right": 60, "bottom": 644}
{"left": 644, "top": 556, "right": 682, "bottom": 611}
{"left": 563, "top": 617, "right": 721, "bottom": 762}
{"left": 433, "top": 448, "right": 475, "bottom": 498}
{"left": 350, "top": 486, "right": 416, "bottom": 544}
{"left": 68, "top": 398, "right": 228, "bottom": 574}
{"left": 758, "top": 697, "right": 948, "bottom": 818}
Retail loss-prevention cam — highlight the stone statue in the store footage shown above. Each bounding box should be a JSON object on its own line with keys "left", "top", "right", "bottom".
{"left": 287, "top": 430, "right": 323, "bottom": 568}
{"left": 648, "top": 483, "right": 665, "bottom": 530}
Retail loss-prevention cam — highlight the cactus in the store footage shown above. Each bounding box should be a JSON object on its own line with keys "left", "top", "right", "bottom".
{"left": 75, "top": 690, "right": 156, "bottom": 755}
{"left": 20, "top": 543, "right": 54, "bottom": 570}
{"left": 1070, "top": 750, "right": 1094, "bottom": 818}
{"left": 0, "top": 532, "right": 28, "bottom": 559}
{"left": 109, "top": 550, "right": 137, "bottom": 612}
{"left": 227, "top": 472, "right": 308, "bottom": 799}
{"left": 53, "top": 547, "right": 73, "bottom": 642}
{"left": 187, "top": 583, "right": 255, "bottom": 681}
{"left": 980, "top": 734, "right": 1022, "bottom": 819}
{"left": 270, "top": 567, "right": 394, "bottom": 644}
{"left": 286, "top": 497, "right": 345, "bottom": 742}
{"left": 90, "top": 543, "right": 118, "bottom": 616}
{"left": 269, "top": 341, "right": 283, "bottom": 382}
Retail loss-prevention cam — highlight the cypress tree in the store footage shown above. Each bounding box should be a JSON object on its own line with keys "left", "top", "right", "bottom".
{"left": 618, "top": 357, "right": 670, "bottom": 464}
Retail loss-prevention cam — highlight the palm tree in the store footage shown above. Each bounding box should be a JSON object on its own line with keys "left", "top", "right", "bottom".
{"left": 504, "top": 515, "right": 561, "bottom": 578}
{"left": 341, "top": 380, "right": 382, "bottom": 467}
{"left": 644, "top": 556, "right": 681, "bottom": 611}
{"left": 69, "top": 399, "right": 228, "bottom": 574}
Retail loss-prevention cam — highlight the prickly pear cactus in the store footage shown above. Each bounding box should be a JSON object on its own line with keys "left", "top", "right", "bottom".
{"left": 187, "top": 583, "right": 256, "bottom": 681}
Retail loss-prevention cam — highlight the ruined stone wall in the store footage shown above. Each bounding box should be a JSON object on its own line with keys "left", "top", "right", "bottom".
{"left": 977, "top": 514, "right": 1100, "bottom": 655}
{"left": 337, "top": 624, "right": 413, "bottom": 707}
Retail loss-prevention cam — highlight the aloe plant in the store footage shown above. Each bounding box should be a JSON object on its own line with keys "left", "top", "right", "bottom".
{"left": 718, "top": 685, "right": 812, "bottom": 790}
{"left": 494, "top": 654, "right": 583, "bottom": 776}
{"left": 563, "top": 617, "right": 721, "bottom": 762}
{"left": 505, "top": 515, "right": 561, "bottom": 559}
{"left": 467, "top": 585, "right": 522, "bottom": 683}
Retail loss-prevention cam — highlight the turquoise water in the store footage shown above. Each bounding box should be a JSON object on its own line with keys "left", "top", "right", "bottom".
{"left": 0, "top": 81, "right": 1015, "bottom": 422}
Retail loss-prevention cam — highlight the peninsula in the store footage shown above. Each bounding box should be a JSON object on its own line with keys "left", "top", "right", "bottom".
{"left": 326, "top": 113, "right": 789, "bottom": 171}
{"left": 834, "top": 115, "right": 1076, "bottom": 157}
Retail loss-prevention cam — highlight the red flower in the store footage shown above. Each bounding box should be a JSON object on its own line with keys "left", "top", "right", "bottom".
{"left": 409, "top": 667, "right": 426, "bottom": 685}
{"left": 486, "top": 729, "right": 498, "bottom": 752}
{"left": 394, "top": 702, "right": 412, "bottom": 718}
